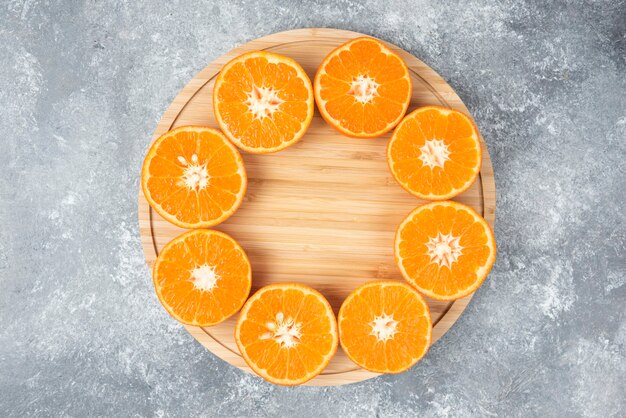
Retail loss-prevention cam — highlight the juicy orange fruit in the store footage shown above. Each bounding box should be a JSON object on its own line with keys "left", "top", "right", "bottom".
{"left": 153, "top": 229, "right": 251, "bottom": 326}
{"left": 387, "top": 106, "right": 482, "bottom": 200}
{"left": 235, "top": 283, "right": 338, "bottom": 386}
{"left": 338, "top": 281, "right": 432, "bottom": 373}
{"left": 141, "top": 126, "right": 247, "bottom": 228}
{"left": 314, "top": 37, "right": 412, "bottom": 138}
{"left": 213, "top": 51, "right": 314, "bottom": 154}
{"left": 395, "top": 201, "right": 496, "bottom": 300}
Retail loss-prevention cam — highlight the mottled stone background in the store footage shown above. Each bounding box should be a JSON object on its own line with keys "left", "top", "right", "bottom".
{"left": 1, "top": 0, "right": 624, "bottom": 416}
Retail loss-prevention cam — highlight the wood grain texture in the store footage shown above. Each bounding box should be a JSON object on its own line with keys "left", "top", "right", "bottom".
{"left": 138, "top": 28, "right": 496, "bottom": 386}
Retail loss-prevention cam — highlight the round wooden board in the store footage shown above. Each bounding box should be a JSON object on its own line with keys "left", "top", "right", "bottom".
{"left": 138, "top": 28, "right": 495, "bottom": 386}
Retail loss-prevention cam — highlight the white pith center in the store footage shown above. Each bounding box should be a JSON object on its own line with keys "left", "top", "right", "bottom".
{"left": 369, "top": 313, "right": 398, "bottom": 342}
{"left": 245, "top": 85, "right": 284, "bottom": 120}
{"left": 259, "top": 312, "right": 302, "bottom": 349}
{"left": 419, "top": 139, "right": 451, "bottom": 169}
{"left": 348, "top": 75, "right": 379, "bottom": 104}
{"left": 426, "top": 232, "right": 463, "bottom": 269}
{"left": 178, "top": 154, "right": 209, "bottom": 191}
{"left": 190, "top": 264, "right": 219, "bottom": 292}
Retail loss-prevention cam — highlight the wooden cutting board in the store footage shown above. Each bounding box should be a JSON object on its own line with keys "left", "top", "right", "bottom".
{"left": 138, "top": 28, "right": 495, "bottom": 386}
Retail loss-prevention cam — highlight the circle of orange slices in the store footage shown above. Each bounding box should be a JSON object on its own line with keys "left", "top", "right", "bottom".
{"left": 140, "top": 36, "right": 497, "bottom": 386}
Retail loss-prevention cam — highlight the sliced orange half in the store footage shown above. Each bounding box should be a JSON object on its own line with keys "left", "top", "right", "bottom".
{"left": 213, "top": 51, "right": 314, "bottom": 153}
{"left": 153, "top": 230, "right": 251, "bottom": 326}
{"left": 395, "top": 201, "right": 496, "bottom": 300}
{"left": 235, "top": 283, "right": 338, "bottom": 386}
{"left": 388, "top": 106, "right": 482, "bottom": 200}
{"left": 314, "top": 37, "right": 412, "bottom": 138}
{"left": 141, "top": 126, "right": 247, "bottom": 228}
{"left": 338, "top": 281, "right": 432, "bottom": 373}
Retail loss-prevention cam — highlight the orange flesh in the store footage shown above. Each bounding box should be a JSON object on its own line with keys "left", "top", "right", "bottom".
{"left": 338, "top": 281, "right": 432, "bottom": 373}
{"left": 153, "top": 230, "right": 251, "bottom": 326}
{"left": 214, "top": 51, "right": 314, "bottom": 153}
{"left": 235, "top": 284, "right": 338, "bottom": 385}
{"left": 314, "top": 37, "right": 411, "bottom": 137}
{"left": 395, "top": 201, "right": 496, "bottom": 300}
{"left": 141, "top": 126, "right": 246, "bottom": 228}
{"left": 388, "top": 106, "right": 481, "bottom": 200}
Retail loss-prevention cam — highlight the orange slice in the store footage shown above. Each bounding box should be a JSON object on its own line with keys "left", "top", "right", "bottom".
{"left": 213, "top": 51, "right": 314, "bottom": 153}
{"left": 153, "top": 230, "right": 251, "bottom": 326}
{"left": 235, "top": 283, "right": 338, "bottom": 385}
{"left": 395, "top": 201, "right": 496, "bottom": 300}
{"left": 141, "top": 126, "right": 247, "bottom": 228}
{"left": 338, "top": 281, "right": 432, "bottom": 373}
{"left": 314, "top": 37, "right": 412, "bottom": 138}
{"left": 387, "top": 106, "right": 482, "bottom": 200}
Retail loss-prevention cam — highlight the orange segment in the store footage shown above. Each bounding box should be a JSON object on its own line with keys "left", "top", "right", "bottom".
{"left": 235, "top": 284, "right": 338, "bottom": 386}
{"left": 387, "top": 106, "right": 482, "bottom": 200}
{"left": 338, "top": 281, "right": 432, "bottom": 373}
{"left": 153, "top": 230, "right": 251, "bottom": 326}
{"left": 141, "top": 126, "right": 247, "bottom": 228}
{"left": 314, "top": 37, "right": 412, "bottom": 138}
{"left": 395, "top": 201, "right": 496, "bottom": 300}
{"left": 214, "top": 51, "right": 314, "bottom": 153}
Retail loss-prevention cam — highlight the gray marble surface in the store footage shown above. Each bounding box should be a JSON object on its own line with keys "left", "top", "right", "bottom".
{"left": 1, "top": 1, "right": 625, "bottom": 417}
